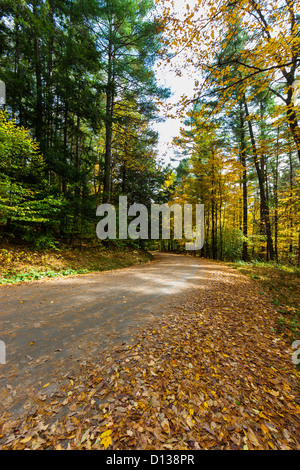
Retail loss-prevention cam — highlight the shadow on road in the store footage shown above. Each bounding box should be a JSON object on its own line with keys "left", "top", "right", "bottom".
{"left": 0, "top": 252, "right": 210, "bottom": 418}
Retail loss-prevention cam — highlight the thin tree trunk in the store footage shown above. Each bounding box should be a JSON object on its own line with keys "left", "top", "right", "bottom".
{"left": 211, "top": 152, "right": 217, "bottom": 260}
{"left": 243, "top": 95, "right": 275, "bottom": 260}
{"left": 239, "top": 103, "right": 248, "bottom": 261}
{"left": 33, "top": 36, "right": 43, "bottom": 149}
{"left": 286, "top": 82, "right": 300, "bottom": 165}
{"left": 288, "top": 143, "right": 294, "bottom": 259}
{"left": 103, "top": 23, "right": 114, "bottom": 203}
{"left": 274, "top": 127, "right": 279, "bottom": 262}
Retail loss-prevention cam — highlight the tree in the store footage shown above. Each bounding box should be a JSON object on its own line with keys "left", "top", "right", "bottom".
{"left": 158, "top": 0, "right": 300, "bottom": 163}
{"left": 0, "top": 110, "right": 65, "bottom": 245}
{"left": 96, "top": 0, "right": 169, "bottom": 202}
{"left": 112, "top": 96, "right": 163, "bottom": 205}
{"left": 0, "top": 0, "right": 169, "bottom": 245}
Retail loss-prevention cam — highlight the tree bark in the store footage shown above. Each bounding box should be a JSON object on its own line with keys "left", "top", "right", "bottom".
{"left": 103, "top": 19, "right": 115, "bottom": 203}
{"left": 239, "top": 103, "right": 248, "bottom": 261}
{"left": 243, "top": 95, "right": 275, "bottom": 260}
{"left": 33, "top": 36, "right": 43, "bottom": 149}
{"left": 274, "top": 127, "right": 279, "bottom": 262}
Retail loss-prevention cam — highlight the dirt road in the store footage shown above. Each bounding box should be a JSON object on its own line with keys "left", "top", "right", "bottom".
{"left": 1, "top": 252, "right": 299, "bottom": 450}
{"left": 0, "top": 252, "right": 205, "bottom": 417}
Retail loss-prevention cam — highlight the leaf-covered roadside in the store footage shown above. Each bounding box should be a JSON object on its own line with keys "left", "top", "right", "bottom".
{"left": 229, "top": 261, "right": 300, "bottom": 343}
{"left": 0, "top": 243, "right": 152, "bottom": 285}
{"left": 1, "top": 261, "right": 299, "bottom": 450}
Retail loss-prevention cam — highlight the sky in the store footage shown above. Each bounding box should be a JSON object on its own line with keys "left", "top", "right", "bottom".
{"left": 153, "top": 65, "right": 195, "bottom": 168}
{"left": 152, "top": 0, "right": 199, "bottom": 168}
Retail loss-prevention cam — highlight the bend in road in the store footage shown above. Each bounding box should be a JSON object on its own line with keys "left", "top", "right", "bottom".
{"left": 0, "top": 252, "right": 208, "bottom": 418}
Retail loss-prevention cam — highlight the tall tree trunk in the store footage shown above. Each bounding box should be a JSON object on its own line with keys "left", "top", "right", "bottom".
{"left": 211, "top": 151, "right": 217, "bottom": 259}
{"left": 285, "top": 76, "right": 300, "bottom": 165}
{"left": 103, "top": 23, "right": 114, "bottom": 203}
{"left": 288, "top": 143, "right": 294, "bottom": 258}
{"left": 104, "top": 85, "right": 113, "bottom": 203}
{"left": 239, "top": 103, "right": 248, "bottom": 261}
{"left": 73, "top": 114, "right": 81, "bottom": 235}
{"left": 274, "top": 127, "right": 279, "bottom": 262}
{"left": 243, "top": 95, "right": 275, "bottom": 260}
{"left": 46, "top": 4, "right": 54, "bottom": 153}
{"left": 205, "top": 206, "right": 210, "bottom": 258}
{"left": 33, "top": 36, "right": 43, "bottom": 150}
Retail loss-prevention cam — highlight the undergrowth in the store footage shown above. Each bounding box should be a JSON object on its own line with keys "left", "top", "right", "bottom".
{"left": 230, "top": 260, "right": 300, "bottom": 344}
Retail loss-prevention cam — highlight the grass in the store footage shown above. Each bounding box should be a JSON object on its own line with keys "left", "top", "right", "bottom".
{"left": 229, "top": 259, "right": 300, "bottom": 343}
{"left": 0, "top": 242, "right": 153, "bottom": 285}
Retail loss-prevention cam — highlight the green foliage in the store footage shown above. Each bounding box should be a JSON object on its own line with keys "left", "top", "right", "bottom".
{"left": 0, "top": 267, "right": 90, "bottom": 285}
{"left": 231, "top": 260, "right": 300, "bottom": 341}
{"left": 0, "top": 1, "right": 170, "bottom": 247}
{"left": 0, "top": 110, "right": 67, "bottom": 241}
{"left": 219, "top": 228, "right": 246, "bottom": 261}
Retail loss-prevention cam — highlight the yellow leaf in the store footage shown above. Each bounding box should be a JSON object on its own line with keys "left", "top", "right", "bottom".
{"left": 43, "top": 383, "right": 50, "bottom": 388}
{"left": 260, "top": 423, "right": 269, "bottom": 436}
{"left": 100, "top": 429, "right": 112, "bottom": 450}
{"left": 259, "top": 412, "right": 269, "bottom": 420}
{"left": 101, "top": 435, "right": 112, "bottom": 450}
{"left": 267, "top": 388, "right": 279, "bottom": 397}
{"left": 100, "top": 429, "right": 112, "bottom": 439}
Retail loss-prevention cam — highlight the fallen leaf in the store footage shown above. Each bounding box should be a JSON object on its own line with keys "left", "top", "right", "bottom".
{"left": 100, "top": 429, "right": 113, "bottom": 450}
{"left": 246, "top": 428, "right": 261, "bottom": 447}
{"left": 161, "top": 418, "right": 170, "bottom": 434}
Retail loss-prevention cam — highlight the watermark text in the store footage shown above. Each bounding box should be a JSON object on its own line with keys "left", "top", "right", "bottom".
{"left": 96, "top": 197, "right": 204, "bottom": 251}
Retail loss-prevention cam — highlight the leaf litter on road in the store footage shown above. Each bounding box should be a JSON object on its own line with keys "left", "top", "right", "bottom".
{"left": 0, "top": 259, "right": 299, "bottom": 450}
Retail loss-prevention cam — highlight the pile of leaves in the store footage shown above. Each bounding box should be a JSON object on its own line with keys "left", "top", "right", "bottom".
{"left": 1, "top": 261, "right": 299, "bottom": 450}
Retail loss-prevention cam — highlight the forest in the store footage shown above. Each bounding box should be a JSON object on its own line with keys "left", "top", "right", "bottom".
{"left": 1, "top": 1, "right": 300, "bottom": 453}
{"left": 159, "top": 0, "right": 300, "bottom": 264}
{"left": 0, "top": 0, "right": 171, "bottom": 254}
{"left": 0, "top": 0, "right": 299, "bottom": 265}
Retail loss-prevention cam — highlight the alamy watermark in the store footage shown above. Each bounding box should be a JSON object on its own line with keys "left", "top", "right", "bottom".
{"left": 0, "top": 341, "right": 5, "bottom": 364}
{"left": 96, "top": 197, "right": 204, "bottom": 251}
{"left": 292, "top": 340, "right": 300, "bottom": 365}
{"left": 0, "top": 80, "right": 6, "bottom": 106}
